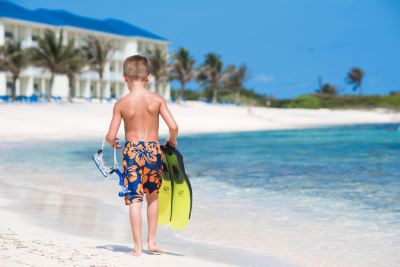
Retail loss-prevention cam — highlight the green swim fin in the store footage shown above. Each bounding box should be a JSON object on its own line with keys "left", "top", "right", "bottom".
{"left": 158, "top": 152, "right": 173, "bottom": 226}
{"left": 159, "top": 145, "right": 192, "bottom": 230}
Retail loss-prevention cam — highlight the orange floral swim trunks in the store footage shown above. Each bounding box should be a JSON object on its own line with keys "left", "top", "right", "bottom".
{"left": 122, "top": 141, "right": 162, "bottom": 205}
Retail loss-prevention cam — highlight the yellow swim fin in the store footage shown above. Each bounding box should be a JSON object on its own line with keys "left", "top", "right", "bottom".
{"left": 158, "top": 152, "right": 173, "bottom": 226}
{"left": 159, "top": 145, "right": 192, "bottom": 230}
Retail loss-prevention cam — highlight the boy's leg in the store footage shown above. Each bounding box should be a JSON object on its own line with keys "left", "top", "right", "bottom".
{"left": 146, "top": 192, "right": 161, "bottom": 252}
{"left": 129, "top": 202, "right": 143, "bottom": 256}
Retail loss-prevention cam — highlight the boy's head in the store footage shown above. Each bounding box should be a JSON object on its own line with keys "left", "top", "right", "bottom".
{"left": 123, "top": 55, "right": 151, "bottom": 83}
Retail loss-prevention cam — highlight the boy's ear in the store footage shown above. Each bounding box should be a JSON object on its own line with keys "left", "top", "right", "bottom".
{"left": 147, "top": 73, "right": 152, "bottom": 82}
{"left": 123, "top": 75, "right": 128, "bottom": 83}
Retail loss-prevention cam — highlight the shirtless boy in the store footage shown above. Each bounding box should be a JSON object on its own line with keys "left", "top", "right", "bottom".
{"left": 105, "top": 55, "right": 178, "bottom": 256}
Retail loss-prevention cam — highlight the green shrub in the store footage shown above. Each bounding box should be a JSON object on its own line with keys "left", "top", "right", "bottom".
{"left": 278, "top": 94, "right": 400, "bottom": 109}
{"left": 170, "top": 88, "right": 202, "bottom": 101}
{"left": 284, "top": 94, "right": 321, "bottom": 109}
{"left": 220, "top": 93, "right": 264, "bottom": 106}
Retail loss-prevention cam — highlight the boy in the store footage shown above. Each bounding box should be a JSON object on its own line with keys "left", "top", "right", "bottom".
{"left": 105, "top": 55, "right": 178, "bottom": 256}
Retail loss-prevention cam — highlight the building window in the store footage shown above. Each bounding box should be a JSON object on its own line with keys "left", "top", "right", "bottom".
{"left": 110, "top": 84, "right": 116, "bottom": 98}
{"left": 110, "top": 63, "right": 115, "bottom": 72}
{"left": 90, "top": 84, "right": 97, "bottom": 98}
{"left": 5, "top": 31, "right": 13, "bottom": 40}
{"left": 137, "top": 41, "right": 143, "bottom": 53}
{"left": 32, "top": 35, "right": 39, "bottom": 42}
{"left": 6, "top": 81, "right": 14, "bottom": 96}
{"left": 119, "top": 83, "right": 125, "bottom": 96}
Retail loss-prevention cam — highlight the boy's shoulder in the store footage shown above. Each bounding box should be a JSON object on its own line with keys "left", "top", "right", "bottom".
{"left": 113, "top": 95, "right": 125, "bottom": 109}
{"left": 114, "top": 91, "right": 164, "bottom": 109}
{"left": 145, "top": 90, "right": 165, "bottom": 105}
{"left": 113, "top": 94, "right": 130, "bottom": 113}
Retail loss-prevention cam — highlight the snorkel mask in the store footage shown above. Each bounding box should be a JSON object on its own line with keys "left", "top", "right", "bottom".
{"left": 92, "top": 140, "right": 130, "bottom": 197}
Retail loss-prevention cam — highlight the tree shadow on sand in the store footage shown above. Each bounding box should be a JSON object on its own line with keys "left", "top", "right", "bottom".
{"left": 96, "top": 245, "right": 185, "bottom": 256}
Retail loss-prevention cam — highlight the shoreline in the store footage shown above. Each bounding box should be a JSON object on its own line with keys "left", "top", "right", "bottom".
{"left": 1, "top": 121, "right": 398, "bottom": 147}
{"left": 0, "top": 180, "right": 293, "bottom": 267}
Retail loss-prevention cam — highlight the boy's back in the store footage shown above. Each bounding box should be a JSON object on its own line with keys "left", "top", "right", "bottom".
{"left": 117, "top": 89, "right": 161, "bottom": 142}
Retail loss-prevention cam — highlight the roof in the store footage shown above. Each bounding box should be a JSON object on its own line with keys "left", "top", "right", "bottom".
{"left": 0, "top": 1, "right": 167, "bottom": 41}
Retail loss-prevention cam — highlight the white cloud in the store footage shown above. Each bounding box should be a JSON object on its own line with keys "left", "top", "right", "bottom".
{"left": 254, "top": 74, "right": 275, "bottom": 83}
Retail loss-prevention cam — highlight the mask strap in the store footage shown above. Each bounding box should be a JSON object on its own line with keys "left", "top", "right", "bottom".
{"left": 113, "top": 144, "right": 118, "bottom": 168}
{"left": 102, "top": 139, "right": 118, "bottom": 169}
{"left": 101, "top": 139, "right": 106, "bottom": 152}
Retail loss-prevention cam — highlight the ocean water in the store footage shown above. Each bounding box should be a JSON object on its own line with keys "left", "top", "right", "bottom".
{"left": 0, "top": 124, "right": 399, "bottom": 266}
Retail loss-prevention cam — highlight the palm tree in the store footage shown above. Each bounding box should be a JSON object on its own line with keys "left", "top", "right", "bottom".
{"left": 83, "top": 36, "right": 114, "bottom": 102}
{"left": 347, "top": 67, "right": 364, "bottom": 95}
{"left": 170, "top": 48, "right": 195, "bottom": 103}
{"left": 146, "top": 46, "right": 169, "bottom": 96}
{"left": 62, "top": 49, "right": 85, "bottom": 102}
{"left": 225, "top": 64, "right": 248, "bottom": 104}
{"left": 0, "top": 40, "right": 31, "bottom": 99}
{"left": 198, "top": 53, "right": 230, "bottom": 104}
{"left": 31, "top": 29, "right": 77, "bottom": 100}
{"left": 318, "top": 83, "right": 337, "bottom": 95}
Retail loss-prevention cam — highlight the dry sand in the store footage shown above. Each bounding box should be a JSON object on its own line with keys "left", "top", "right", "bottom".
{"left": 0, "top": 101, "right": 399, "bottom": 141}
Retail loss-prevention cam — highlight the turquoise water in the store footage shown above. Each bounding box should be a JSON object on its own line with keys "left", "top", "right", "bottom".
{"left": 0, "top": 124, "right": 399, "bottom": 266}
{"left": 182, "top": 124, "right": 400, "bottom": 224}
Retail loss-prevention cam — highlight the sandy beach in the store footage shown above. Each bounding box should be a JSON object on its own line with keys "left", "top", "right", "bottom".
{"left": 0, "top": 209, "right": 232, "bottom": 267}
{"left": 1, "top": 180, "right": 288, "bottom": 267}
{"left": 1, "top": 102, "right": 400, "bottom": 267}
{"left": 0, "top": 101, "right": 399, "bottom": 141}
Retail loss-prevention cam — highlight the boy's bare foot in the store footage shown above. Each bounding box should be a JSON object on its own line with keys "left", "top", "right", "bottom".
{"left": 148, "top": 244, "right": 161, "bottom": 253}
{"left": 127, "top": 249, "right": 142, "bottom": 256}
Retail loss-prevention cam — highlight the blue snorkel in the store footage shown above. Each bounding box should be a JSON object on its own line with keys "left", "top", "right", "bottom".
{"left": 92, "top": 140, "right": 130, "bottom": 198}
{"left": 109, "top": 168, "right": 128, "bottom": 197}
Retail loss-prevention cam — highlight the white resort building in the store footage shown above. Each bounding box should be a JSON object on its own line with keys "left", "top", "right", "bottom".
{"left": 0, "top": 1, "right": 170, "bottom": 100}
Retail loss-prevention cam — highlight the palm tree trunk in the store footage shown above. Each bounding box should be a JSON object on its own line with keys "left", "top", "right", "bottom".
{"left": 99, "top": 72, "right": 104, "bottom": 103}
{"left": 11, "top": 74, "right": 18, "bottom": 100}
{"left": 48, "top": 73, "right": 54, "bottom": 101}
{"left": 178, "top": 81, "right": 185, "bottom": 104}
{"left": 212, "top": 86, "right": 218, "bottom": 104}
{"left": 68, "top": 74, "right": 75, "bottom": 103}
{"left": 235, "top": 88, "right": 240, "bottom": 105}
{"left": 155, "top": 78, "right": 160, "bottom": 96}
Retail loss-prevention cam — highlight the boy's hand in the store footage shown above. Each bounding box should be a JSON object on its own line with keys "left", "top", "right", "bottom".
{"left": 165, "top": 138, "right": 177, "bottom": 148}
{"left": 114, "top": 138, "right": 122, "bottom": 149}
{"left": 107, "top": 137, "right": 122, "bottom": 149}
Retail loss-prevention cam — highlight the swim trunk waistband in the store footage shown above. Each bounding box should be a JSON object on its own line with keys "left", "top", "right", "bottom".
{"left": 124, "top": 140, "right": 160, "bottom": 147}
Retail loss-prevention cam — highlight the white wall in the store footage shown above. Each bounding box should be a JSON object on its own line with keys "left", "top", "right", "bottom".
{"left": 0, "top": 73, "right": 6, "bottom": 96}
{"left": 122, "top": 39, "right": 138, "bottom": 58}
{"left": 0, "top": 22, "right": 5, "bottom": 45}
{"left": 52, "top": 75, "right": 69, "bottom": 97}
{"left": 164, "top": 82, "right": 171, "bottom": 101}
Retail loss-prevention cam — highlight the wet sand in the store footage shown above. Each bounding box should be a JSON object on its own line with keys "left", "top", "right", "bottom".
{"left": 0, "top": 181, "right": 294, "bottom": 267}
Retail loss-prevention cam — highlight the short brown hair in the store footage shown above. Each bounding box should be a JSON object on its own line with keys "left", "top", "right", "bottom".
{"left": 123, "top": 55, "right": 150, "bottom": 81}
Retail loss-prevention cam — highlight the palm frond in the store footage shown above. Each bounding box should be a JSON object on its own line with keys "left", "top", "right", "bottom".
{"left": 146, "top": 46, "right": 170, "bottom": 92}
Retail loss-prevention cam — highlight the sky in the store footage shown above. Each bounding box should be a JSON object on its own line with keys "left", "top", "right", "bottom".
{"left": 10, "top": 0, "right": 400, "bottom": 98}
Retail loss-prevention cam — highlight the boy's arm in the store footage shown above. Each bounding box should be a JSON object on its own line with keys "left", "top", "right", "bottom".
{"left": 106, "top": 102, "right": 122, "bottom": 148}
{"left": 159, "top": 97, "right": 178, "bottom": 146}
